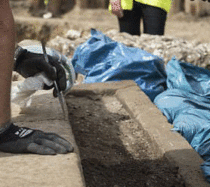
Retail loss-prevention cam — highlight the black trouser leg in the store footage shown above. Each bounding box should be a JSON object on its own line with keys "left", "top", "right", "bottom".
{"left": 117, "top": 2, "right": 167, "bottom": 36}
{"left": 142, "top": 4, "right": 167, "bottom": 35}
{"left": 117, "top": 4, "right": 142, "bottom": 36}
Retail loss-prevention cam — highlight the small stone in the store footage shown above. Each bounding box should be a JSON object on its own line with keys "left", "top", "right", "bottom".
{"left": 65, "top": 29, "right": 82, "bottom": 40}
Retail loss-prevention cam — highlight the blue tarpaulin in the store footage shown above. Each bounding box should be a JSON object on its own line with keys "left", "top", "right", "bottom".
{"left": 154, "top": 58, "right": 210, "bottom": 182}
{"left": 71, "top": 29, "right": 210, "bottom": 182}
{"left": 72, "top": 29, "right": 167, "bottom": 101}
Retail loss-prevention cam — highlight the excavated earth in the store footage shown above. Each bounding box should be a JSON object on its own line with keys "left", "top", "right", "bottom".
{"left": 66, "top": 93, "right": 185, "bottom": 187}
{"left": 11, "top": 0, "right": 210, "bottom": 186}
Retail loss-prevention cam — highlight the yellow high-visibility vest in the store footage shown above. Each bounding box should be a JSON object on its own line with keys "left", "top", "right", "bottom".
{"left": 110, "top": 0, "right": 172, "bottom": 13}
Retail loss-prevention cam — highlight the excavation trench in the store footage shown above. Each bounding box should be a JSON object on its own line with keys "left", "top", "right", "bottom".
{"left": 66, "top": 91, "right": 185, "bottom": 187}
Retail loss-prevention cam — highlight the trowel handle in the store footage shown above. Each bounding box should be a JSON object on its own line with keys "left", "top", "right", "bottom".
{"left": 41, "top": 40, "right": 50, "bottom": 64}
{"left": 41, "top": 40, "right": 61, "bottom": 95}
{"left": 41, "top": 40, "right": 57, "bottom": 78}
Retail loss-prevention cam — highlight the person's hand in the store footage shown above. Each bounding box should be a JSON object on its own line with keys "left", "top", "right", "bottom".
{"left": 14, "top": 47, "right": 66, "bottom": 97}
{"left": 0, "top": 123, "right": 74, "bottom": 155}
{"left": 110, "top": 0, "right": 124, "bottom": 18}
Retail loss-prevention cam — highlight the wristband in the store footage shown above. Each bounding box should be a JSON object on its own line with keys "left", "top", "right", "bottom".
{"left": 0, "top": 123, "right": 34, "bottom": 143}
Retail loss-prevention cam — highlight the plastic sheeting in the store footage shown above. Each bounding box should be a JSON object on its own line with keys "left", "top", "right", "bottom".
{"left": 72, "top": 29, "right": 167, "bottom": 101}
{"left": 154, "top": 57, "right": 210, "bottom": 182}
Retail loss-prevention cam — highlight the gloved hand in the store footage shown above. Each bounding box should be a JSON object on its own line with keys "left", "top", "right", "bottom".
{"left": 14, "top": 46, "right": 66, "bottom": 97}
{"left": 110, "top": 0, "right": 124, "bottom": 18}
{"left": 0, "top": 123, "right": 74, "bottom": 155}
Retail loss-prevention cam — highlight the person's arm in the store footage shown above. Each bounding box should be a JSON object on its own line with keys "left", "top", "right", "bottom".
{"left": 0, "top": 0, "right": 15, "bottom": 127}
{"left": 0, "top": 1, "right": 73, "bottom": 155}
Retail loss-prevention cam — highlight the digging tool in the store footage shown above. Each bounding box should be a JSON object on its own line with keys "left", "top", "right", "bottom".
{"left": 41, "top": 40, "right": 68, "bottom": 120}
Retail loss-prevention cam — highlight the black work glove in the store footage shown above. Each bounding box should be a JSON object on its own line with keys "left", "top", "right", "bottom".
{"left": 14, "top": 47, "right": 66, "bottom": 97}
{"left": 0, "top": 123, "right": 74, "bottom": 155}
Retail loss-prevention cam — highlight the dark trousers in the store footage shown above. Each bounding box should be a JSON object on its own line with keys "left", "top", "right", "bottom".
{"left": 118, "top": 1, "right": 167, "bottom": 36}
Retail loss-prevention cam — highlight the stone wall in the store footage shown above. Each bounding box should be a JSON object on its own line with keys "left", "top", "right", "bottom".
{"left": 170, "top": 0, "right": 210, "bottom": 16}
{"left": 170, "top": 0, "right": 184, "bottom": 15}
{"left": 76, "top": 0, "right": 109, "bottom": 9}
{"left": 185, "top": 0, "right": 210, "bottom": 16}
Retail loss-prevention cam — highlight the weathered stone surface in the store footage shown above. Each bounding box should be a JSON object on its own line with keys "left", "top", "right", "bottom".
{"left": 115, "top": 84, "right": 210, "bottom": 187}
{"left": 3, "top": 83, "right": 86, "bottom": 187}
{"left": 66, "top": 80, "right": 210, "bottom": 186}
{"left": 12, "top": 71, "right": 24, "bottom": 81}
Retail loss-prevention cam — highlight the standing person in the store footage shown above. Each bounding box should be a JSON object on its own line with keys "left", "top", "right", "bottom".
{"left": 30, "top": 0, "right": 75, "bottom": 18}
{"left": 0, "top": 0, "right": 74, "bottom": 155}
{"left": 109, "top": 0, "right": 172, "bottom": 36}
{"left": 29, "top": 0, "right": 62, "bottom": 17}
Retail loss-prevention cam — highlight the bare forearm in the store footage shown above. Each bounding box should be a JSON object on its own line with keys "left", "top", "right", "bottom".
{"left": 0, "top": 0, "right": 15, "bottom": 126}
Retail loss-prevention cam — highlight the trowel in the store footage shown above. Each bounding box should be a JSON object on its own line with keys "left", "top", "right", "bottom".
{"left": 41, "top": 40, "right": 68, "bottom": 120}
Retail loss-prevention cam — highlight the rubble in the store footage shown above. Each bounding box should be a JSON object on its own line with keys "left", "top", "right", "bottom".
{"left": 48, "top": 34, "right": 89, "bottom": 57}
{"left": 47, "top": 29, "right": 210, "bottom": 68}
{"left": 65, "top": 29, "right": 82, "bottom": 40}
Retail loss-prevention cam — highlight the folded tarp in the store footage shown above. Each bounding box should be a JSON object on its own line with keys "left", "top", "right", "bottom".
{"left": 72, "top": 29, "right": 167, "bottom": 101}
{"left": 154, "top": 57, "right": 210, "bottom": 182}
